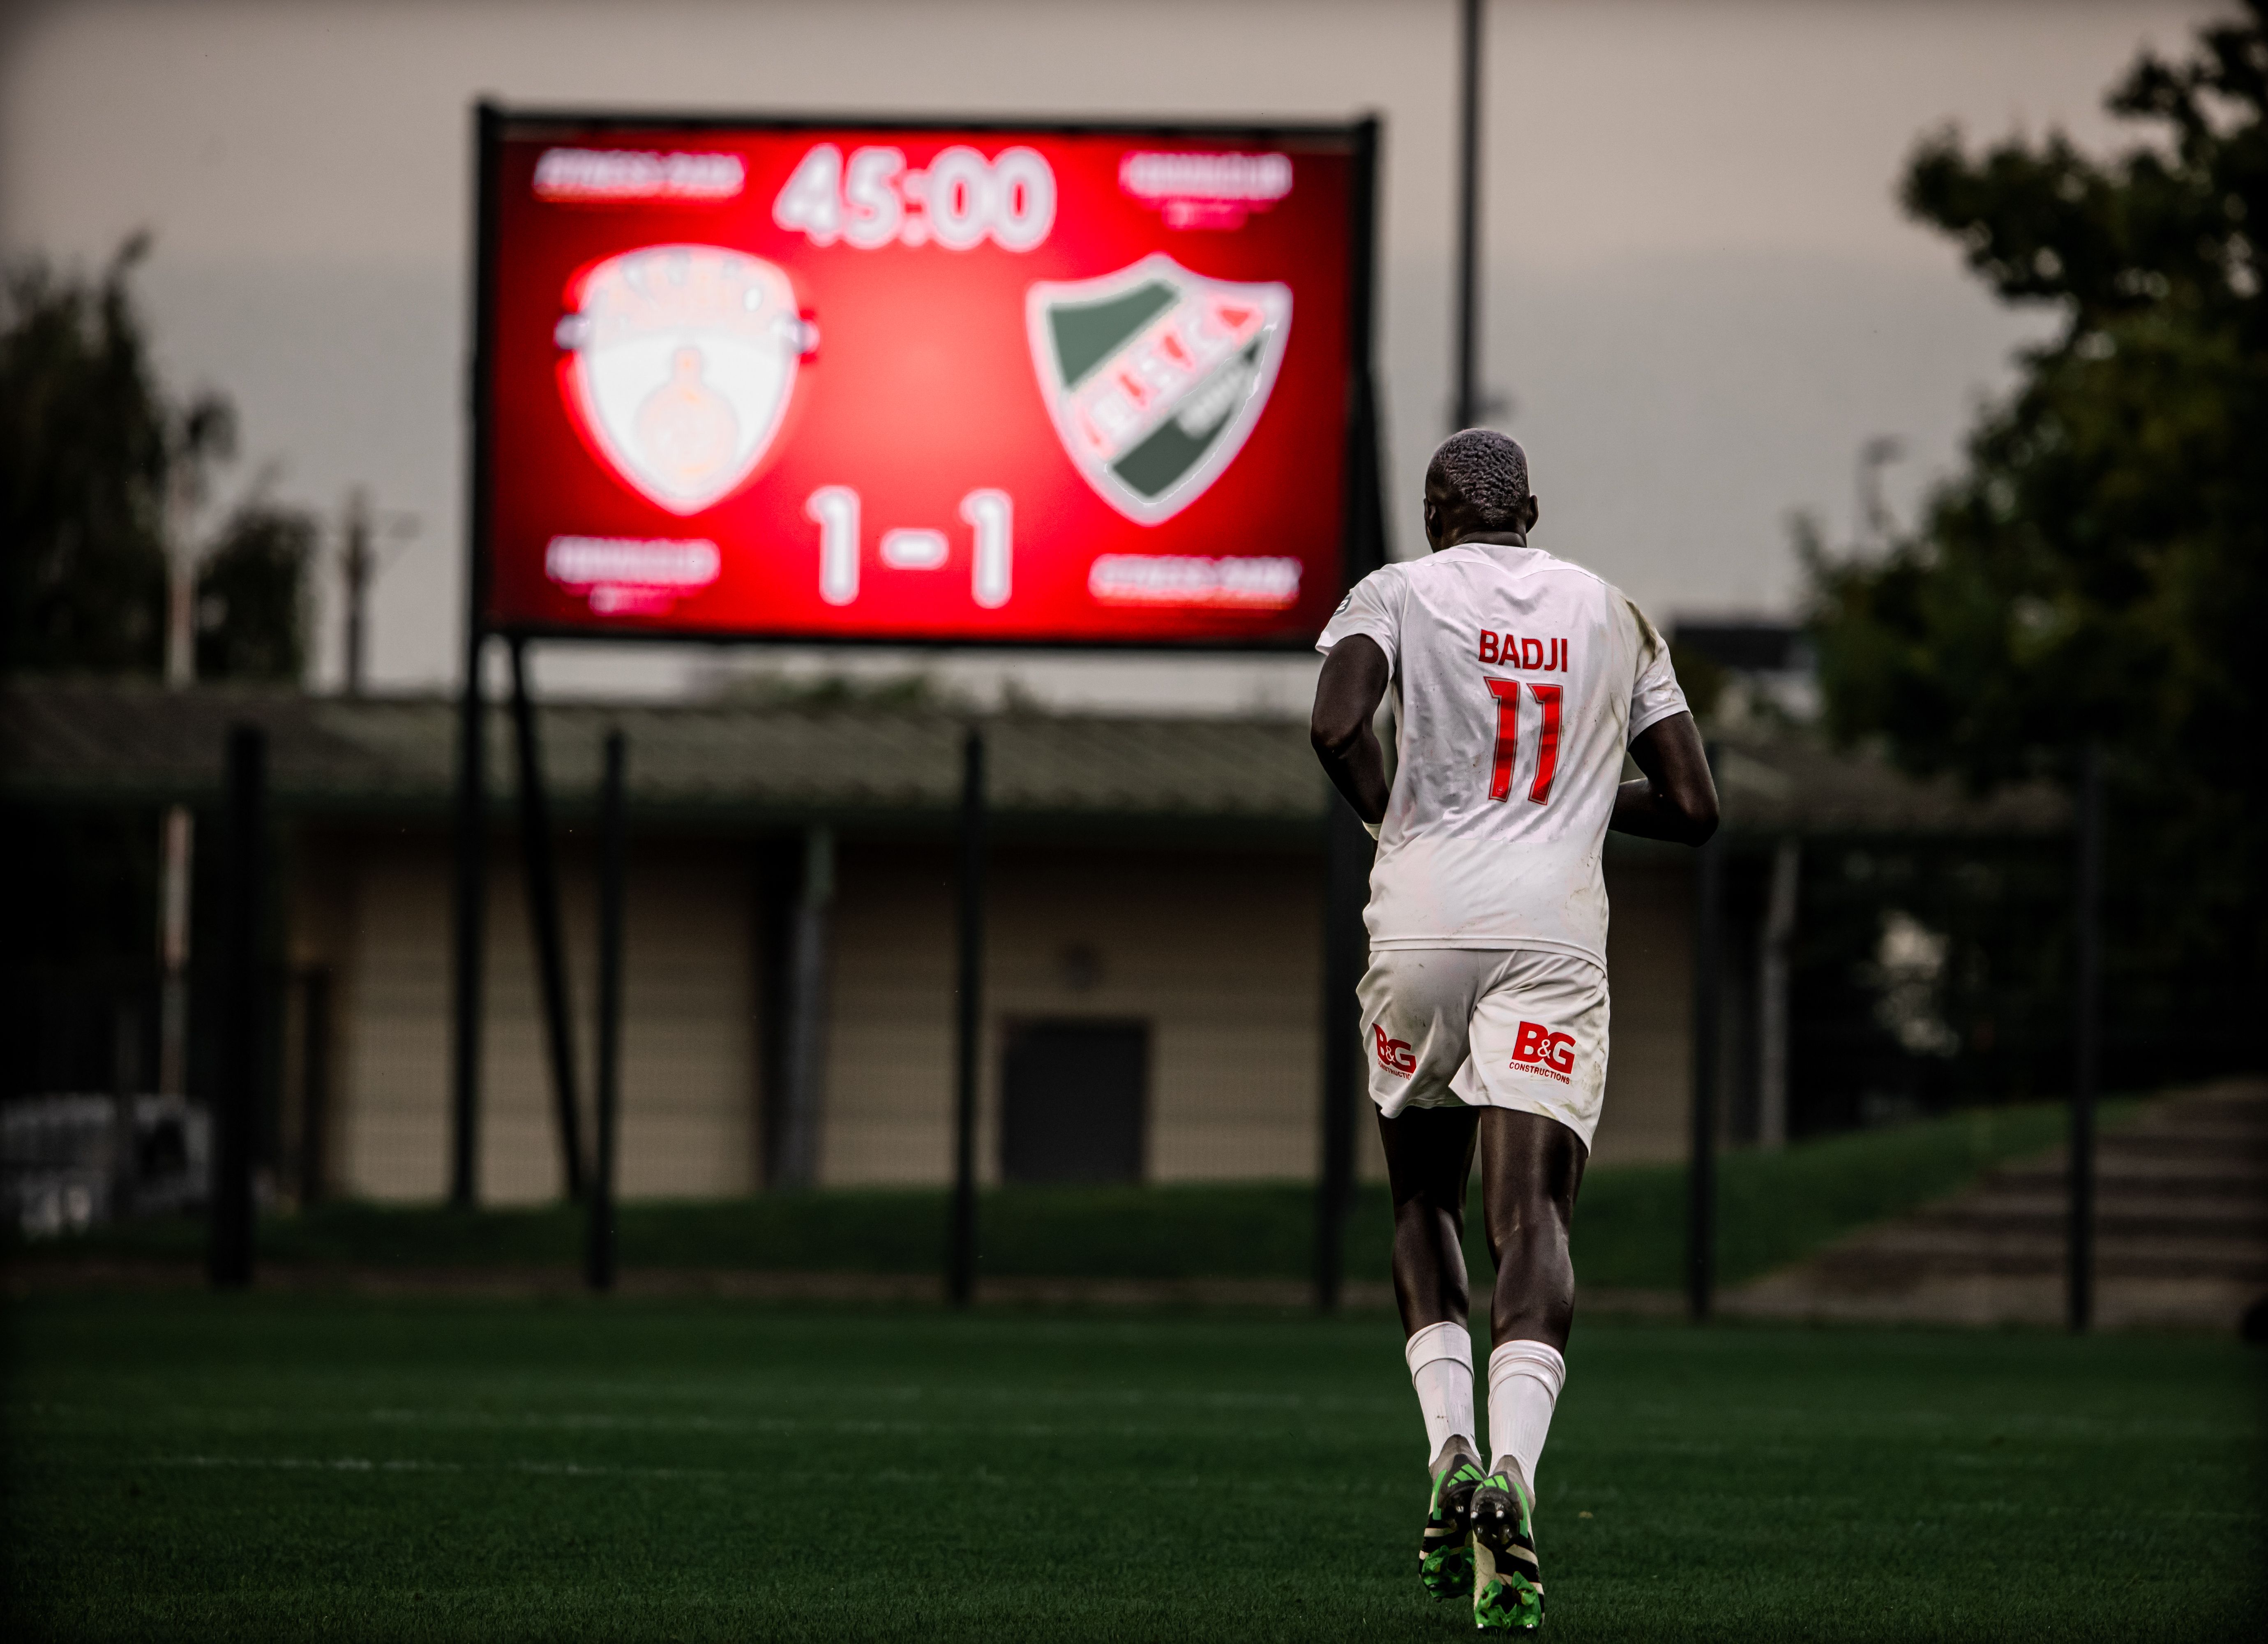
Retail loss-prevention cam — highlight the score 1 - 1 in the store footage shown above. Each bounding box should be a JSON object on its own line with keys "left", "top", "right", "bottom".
{"left": 772, "top": 143, "right": 1057, "bottom": 252}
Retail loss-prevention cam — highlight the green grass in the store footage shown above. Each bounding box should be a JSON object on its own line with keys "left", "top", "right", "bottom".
{"left": 16, "top": 1101, "right": 2122, "bottom": 1293}
{"left": 2, "top": 1293, "right": 2258, "bottom": 1641}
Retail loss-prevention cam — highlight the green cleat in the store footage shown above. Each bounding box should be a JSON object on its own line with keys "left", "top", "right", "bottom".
{"left": 1419, "top": 1453, "right": 1486, "bottom": 1600}
{"left": 1470, "top": 1466, "right": 1544, "bottom": 1631}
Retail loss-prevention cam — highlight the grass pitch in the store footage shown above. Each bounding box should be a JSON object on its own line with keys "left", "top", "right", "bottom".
{"left": 3, "top": 1295, "right": 2259, "bottom": 1642}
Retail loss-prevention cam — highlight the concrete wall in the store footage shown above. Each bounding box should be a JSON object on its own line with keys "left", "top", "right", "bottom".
{"left": 290, "top": 824, "right": 1696, "bottom": 1201}
{"left": 818, "top": 841, "right": 1325, "bottom": 1186}
{"left": 1593, "top": 849, "right": 1694, "bottom": 1166}
{"left": 295, "top": 827, "right": 759, "bottom": 1204}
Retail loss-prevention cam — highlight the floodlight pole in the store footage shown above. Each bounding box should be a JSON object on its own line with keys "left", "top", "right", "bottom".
{"left": 948, "top": 727, "right": 987, "bottom": 1307}
{"left": 1687, "top": 746, "right": 1723, "bottom": 1322}
{"left": 2068, "top": 741, "right": 2104, "bottom": 1333}
{"left": 586, "top": 729, "right": 627, "bottom": 1292}
{"left": 342, "top": 488, "right": 372, "bottom": 696}
{"left": 1453, "top": 0, "right": 1485, "bottom": 430}
{"left": 450, "top": 100, "right": 503, "bottom": 1210}
{"left": 210, "top": 723, "right": 266, "bottom": 1289}
{"left": 509, "top": 637, "right": 586, "bottom": 1199}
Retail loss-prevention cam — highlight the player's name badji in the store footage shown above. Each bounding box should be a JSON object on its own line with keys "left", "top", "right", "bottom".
{"left": 1476, "top": 632, "right": 1569, "bottom": 671}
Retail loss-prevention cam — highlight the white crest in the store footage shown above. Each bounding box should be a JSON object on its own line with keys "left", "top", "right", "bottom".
{"left": 557, "top": 245, "right": 806, "bottom": 515}
{"left": 1026, "top": 254, "right": 1291, "bottom": 526}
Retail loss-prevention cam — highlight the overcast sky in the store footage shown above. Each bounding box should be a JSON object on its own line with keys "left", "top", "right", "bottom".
{"left": 0, "top": 0, "right": 2218, "bottom": 711}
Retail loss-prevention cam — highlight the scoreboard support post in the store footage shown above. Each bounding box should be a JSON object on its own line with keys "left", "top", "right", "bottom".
{"left": 508, "top": 637, "right": 587, "bottom": 1199}
{"left": 449, "top": 634, "right": 486, "bottom": 1211}
{"left": 1314, "top": 118, "right": 1386, "bottom": 1313}
{"left": 449, "top": 100, "right": 504, "bottom": 1211}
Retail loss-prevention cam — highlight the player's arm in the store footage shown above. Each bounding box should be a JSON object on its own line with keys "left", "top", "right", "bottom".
{"left": 1310, "top": 635, "right": 1391, "bottom": 827}
{"left": 1612, "top": 711, "right": 1719, "bottom": 844}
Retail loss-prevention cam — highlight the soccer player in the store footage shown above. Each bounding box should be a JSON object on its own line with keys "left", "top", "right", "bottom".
{"left": 1310, "top": 429, "right": 1717, "bottom": 1631}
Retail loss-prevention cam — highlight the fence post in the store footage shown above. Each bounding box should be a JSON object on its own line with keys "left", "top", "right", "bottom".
{"left": 110, "top": 999, "right": 140, "bottom": 1221}
{"left": 585, "top": 730, "right": 626, "bottom": 1292}
{"left": 1687, "top": 746, "right": 1723, "bottom": 1322}
{"left": 1316, "top": 800, "right": 1371, "bottom": 1311}
{"left": 210, "top": 723, "right": 265, "bottom": 1288}
{"left": 2069, "top": 741, "right": 2104, "bottom": 1332}
{"left": 298, "top": 968, "right": 330, "bottom": 1205}
{"left": 948, "top": 727, "right": 987, "bottom": 1307}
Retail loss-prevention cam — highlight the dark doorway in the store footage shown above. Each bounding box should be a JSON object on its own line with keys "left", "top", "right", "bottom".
{"left": 999, "top": 1020, "right": 1149, "bottom": 1184}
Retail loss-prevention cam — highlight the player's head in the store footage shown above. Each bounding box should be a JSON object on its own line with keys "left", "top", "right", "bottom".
{"left": 1424, "top": 429, "right": 1539, "bottom": 550}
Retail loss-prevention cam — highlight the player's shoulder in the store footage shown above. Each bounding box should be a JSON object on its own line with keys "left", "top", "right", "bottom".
{"left": 1423, "top": 542, "right": 1619, "bottom": 604}
{"left": 1334, "top": 557, "right": 1415, "bottom": 612}
{"left": 1509, "top": 543, "right": 1615, "bottom": 592}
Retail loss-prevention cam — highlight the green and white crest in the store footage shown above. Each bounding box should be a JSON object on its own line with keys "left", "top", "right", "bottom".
{"left": 1026, "top": 254, "right": 1292, "bottom": 526}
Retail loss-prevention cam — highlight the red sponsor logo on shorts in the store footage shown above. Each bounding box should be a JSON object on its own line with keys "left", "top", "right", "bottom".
{"left": 1510, "top": 1020, "right": 1576, "bottom": 1084}
{"left": 1373, "top": 1024, "right": 1417, "bottom": 1076}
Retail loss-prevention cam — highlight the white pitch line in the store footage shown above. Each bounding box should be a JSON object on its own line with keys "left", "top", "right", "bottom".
{"left": 152, "top": 1455, "right": 736, "bottom": 1481}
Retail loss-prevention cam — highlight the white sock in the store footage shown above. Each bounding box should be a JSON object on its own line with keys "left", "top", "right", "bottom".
{"left": 1403, "top": 1321, "right": 1475, "bottom": 1465}
{"left": 1486, "top": 1339, "right": 1567, "bottom": 1499}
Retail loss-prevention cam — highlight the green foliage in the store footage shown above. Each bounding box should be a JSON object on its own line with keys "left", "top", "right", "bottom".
{"left": 0, "top": 238, "right": 217, "bottom": 674}
{"left": 194, "top": 502, "right": 313, "bottom": 681}
{"left": 1807, "top": 5, "right": 2268, "bottom": 1067}
{"left": 0, "top": 238, "right": 313, "bottom": 683}
{"left": 1663, "top": 640, "right": 1726, "bottom": 723}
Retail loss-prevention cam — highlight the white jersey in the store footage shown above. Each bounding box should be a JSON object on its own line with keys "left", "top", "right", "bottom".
{"left": 1317, "top": 540, "right": 1687, "bottom": 969}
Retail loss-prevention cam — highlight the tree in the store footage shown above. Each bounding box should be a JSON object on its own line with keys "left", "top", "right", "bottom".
{"left": 1806, "top": 2, "right": 2267, "bottom": 1079}
{"left": 196, "top": 502, "right": 315, "bottom": 683}
{"left": 0, "top": 238, "right": 312, "bottom": 681}
{"left": 1, "top": 240, "right": 318, "bottom": 1099}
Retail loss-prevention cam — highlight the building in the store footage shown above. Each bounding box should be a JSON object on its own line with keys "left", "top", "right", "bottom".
{"left": 2, "top": 680, "right": 2063, "bottom": 1205}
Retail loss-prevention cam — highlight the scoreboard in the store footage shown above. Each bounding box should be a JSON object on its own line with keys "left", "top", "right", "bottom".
{"left": 475, "top": 109, "right": 1373, "bottom": 648}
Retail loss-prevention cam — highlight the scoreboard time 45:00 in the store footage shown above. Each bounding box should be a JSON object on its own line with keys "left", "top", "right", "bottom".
{"left": 480, "top": 115, "right": 1366, "bottom": 649}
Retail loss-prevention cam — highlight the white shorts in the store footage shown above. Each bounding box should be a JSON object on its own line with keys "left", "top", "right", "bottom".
{"left": 1358, "top": 947, "right": 1610, "bottom": 1149}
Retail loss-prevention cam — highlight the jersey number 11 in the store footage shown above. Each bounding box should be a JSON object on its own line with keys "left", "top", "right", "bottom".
{"left": 1485, "top": 681, "right": 1562, "bottom": 805}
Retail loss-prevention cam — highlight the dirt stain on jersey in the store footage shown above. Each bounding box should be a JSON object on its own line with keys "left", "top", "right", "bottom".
{"left": 1627, "top": 598, "right": 1666, "bottom": 667}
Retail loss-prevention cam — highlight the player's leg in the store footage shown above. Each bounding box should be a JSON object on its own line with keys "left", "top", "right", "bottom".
{"left": 1468, "top": 1109, "right": 1585, "bottom": 1631}
{"left": 1379, "top": 1101, "right": 1481, "bottom": 1339}
{"left": 1455, "top": 950, "right": 1608, "bottom": 1632}
{"left": 1378, "top": 1103, "right": 1488, "bottom": 1599}
{"left": 1478, "top": 1106, "right": 1586, "bottom": 1355}
{"left": 1360, "top": 948, "right": 1492, "bottom": 1600}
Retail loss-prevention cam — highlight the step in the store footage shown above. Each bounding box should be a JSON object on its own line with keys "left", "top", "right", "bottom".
{"left": 1984, "top": 1166, "right": 2268, "bottom": 1198}
{"left": 1911, "top": 1200, "right": 2268, "bottom": 1239}
{"left": 1999, "top": 1138, "right": 2268, "bottom": 1171}
{"left": 1814, "top": 1229, "right": 2268, "bottom": 1283}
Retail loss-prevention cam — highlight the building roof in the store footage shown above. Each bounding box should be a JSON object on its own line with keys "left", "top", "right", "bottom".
{"left": 0, "top": 679, "right": 2065, "bottom": 841}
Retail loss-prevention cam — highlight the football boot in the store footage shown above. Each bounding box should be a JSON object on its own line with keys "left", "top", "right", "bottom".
{"left": 1419, "top": 1452, "right": 1486, "bottom": 1600}
{"left": 1470, "top": 1465, "right": 1543, "bottom": 1631}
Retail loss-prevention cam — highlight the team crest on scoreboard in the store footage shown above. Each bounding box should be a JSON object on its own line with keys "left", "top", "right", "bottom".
{"left": 556, "top": 245, "right": 812, "bottom": 515}
{"left": 1026, "top": 254, "right": 1290, "bottom": 526}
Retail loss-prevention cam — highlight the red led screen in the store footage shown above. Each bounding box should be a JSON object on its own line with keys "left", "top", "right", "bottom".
{"left": 477, "top": 113, "right": 1370, "bottom": 647}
